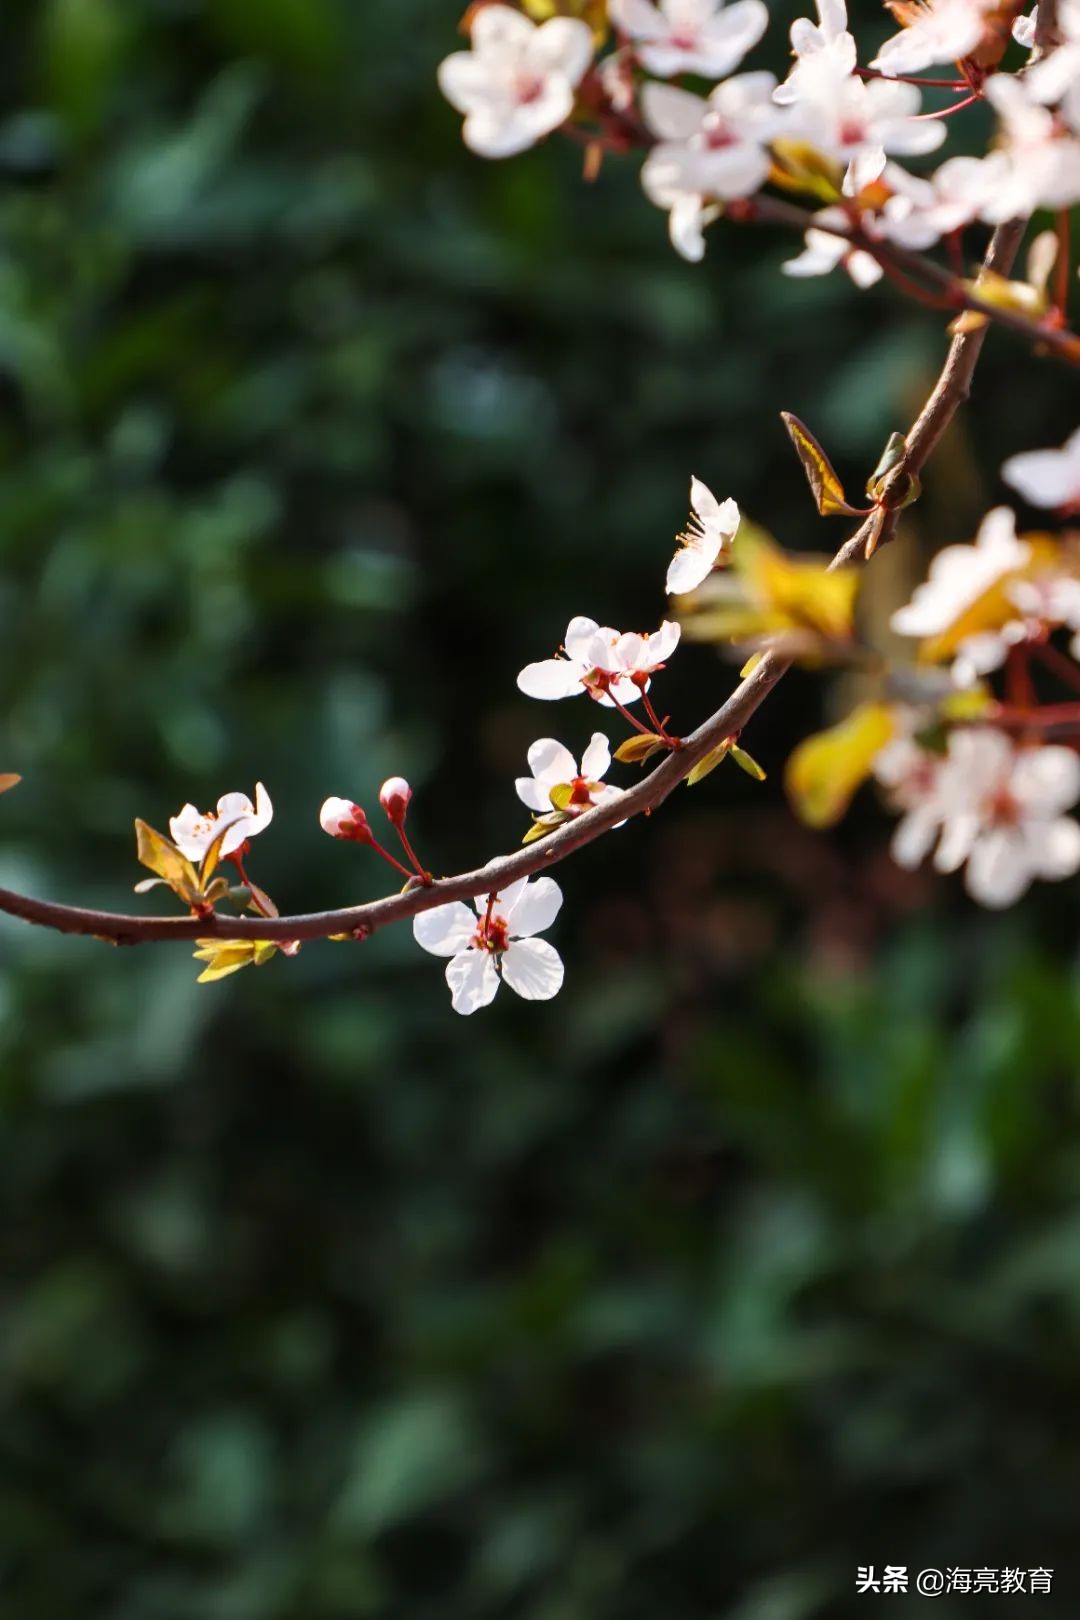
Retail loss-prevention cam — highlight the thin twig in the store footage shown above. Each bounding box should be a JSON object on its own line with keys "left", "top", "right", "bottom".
{"left": 732, "top": 196, "right": 1080, "bottom": 367}
{"left": 0, "top": 219, "right": 1028, "bottom": 949}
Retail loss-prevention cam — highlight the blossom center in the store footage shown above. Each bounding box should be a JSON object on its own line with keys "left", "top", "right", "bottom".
{"left": 702, "top": 119, "right": 737, "bottom": 150}
{"left": 514, "top": 72, "right": 546, "bottom": 106}
{"left": 473, "top": 912, "right": 511, "bottom": 953}
{"left": 986, "top": 786, "right": 1021, "bottom": 826}
{"left": 568, "top": 776, "right": 594, "bottom": 806}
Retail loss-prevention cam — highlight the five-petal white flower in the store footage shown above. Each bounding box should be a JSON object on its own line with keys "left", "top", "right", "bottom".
{"left": 1002, "top": 428, "right": 1080, "bottom": 513}
{"left": 517, "top": 616, "right": 680, "bottom": 704}
{"left": 414, "top": 876, "right": 565, "bottom": 1014}
{"left": 515, "top": 733, "right": 621, "bottom": 815}
{"left": 437, "top": 4, "right": 594, "bottom": 159}
{"left": 609, "top": 0, "right": 768, "bottom": 80}
{"left": 790, "top": 60, "right": 947, "bottom": 183}
{"left": 170, "top": 783, "right": 273, "bottom": 863}
{"left": 640, "top": 75, "right": 784, "bottom": 260}
{"left": 667, "top": 477, "right": 740, "bottom": 594}
{"left": 884, "top": 729, "right": 1080, "bottom": 908}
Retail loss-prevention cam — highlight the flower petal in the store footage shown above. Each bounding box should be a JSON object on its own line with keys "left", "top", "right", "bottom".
{"left": 580, "top": 732, "right": 611, "bottom": 780}
{"left": 527, "top": 737, "right": 578, "bottom": 785}
{"left": 517, "top": 658, "right": 587, "bottom": 700}
{"left": 666, "top": 541, "right": 712, "bottom": 596}
{"left": 500, "top": 937, "right": 565, "bottom": 1000}
{"left": 446, "top": 950, "right": 501, "bottom": 1014}
{"left": 506, "top": 875, "right": 563, "bottom": 937}
{"left": 413, "top": 902, "right": 478, "bottom": 957}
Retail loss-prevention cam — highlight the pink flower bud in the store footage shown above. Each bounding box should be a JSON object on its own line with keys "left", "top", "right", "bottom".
{"left": 320, "top": 797, "right": 373, "bottom": 843}
{"left": 378, "top": 776, "right": 412, "bottom": 826}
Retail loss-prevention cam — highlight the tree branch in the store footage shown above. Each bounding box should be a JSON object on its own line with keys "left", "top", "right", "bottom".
{"left": 0, "top": 215, "right": 1029, "bottom": 950}
{"left": 731, "top": 196, "right": 1080, "bottom": 367}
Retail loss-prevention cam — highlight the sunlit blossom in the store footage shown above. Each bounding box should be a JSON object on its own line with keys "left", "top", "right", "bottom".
{"left": 667, "top": 478, "right": 740, "bottom": 594}
{"left": 609, "top": 0, "right": 768, "bottom": 80}
{"left": 170, "top": 783, "right": 272, "bottom": 863}
{"left": 413, "top": 876, "right": 565, "bottom": 1014}
{"left": 515, "top": 733, "right": 621, "bottom": 815}
{"left": 437, "top": 4, "right": 593, "bottom": 159}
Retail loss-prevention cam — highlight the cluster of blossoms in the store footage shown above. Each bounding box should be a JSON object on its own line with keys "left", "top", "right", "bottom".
{"left": 72, "top": 0, "right": 1078, "bottom": 1018}
{"left": 438, "top": 0, "right": 1080, "bottom": 278}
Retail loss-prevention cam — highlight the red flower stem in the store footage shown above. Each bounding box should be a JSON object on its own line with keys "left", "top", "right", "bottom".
{"left": 395, "top": 825, "right": 433, "bottom": 885}
{"left": 995, "top": 700, "right": 1080, "bottom": 729}
{"left": 606, "top": 690, "right": 662, "bottom": 738}
{"left": 1057, "top": 209, "right": 1071, "bottom": 319}
{"left": 855, "top": 68, "right": 971, "bottom": 87}
{"left": 1034, "top": 639, "right": 1080, "bottom": 695}
{"left": 641, "top": 691, "right": 681, "bottom": 747}
{"left": 909, "top": 90, "right": 984, "bottom": 120}
{"left": 228, "top": 853, "right": 273, "bottom": 918}
{"left": 1006, "top": 645, "right": 1037, "bottom": 708}
{"left": 368, "top": 839, "right": 416, "bottom": 881}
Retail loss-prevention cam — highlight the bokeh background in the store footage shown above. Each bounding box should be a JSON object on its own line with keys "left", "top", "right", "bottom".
{"left": 1, "top": 1, "right": 1079, "bottom": 1615}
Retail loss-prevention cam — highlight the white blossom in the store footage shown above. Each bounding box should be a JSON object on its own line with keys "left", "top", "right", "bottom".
{"left": 667, "top": 478, "right": 740, "bottom": 594}
{"left": 871, "top": 0, "right": 998, "bottom": 76}
{"left": 782, "top": 208, "right": 883, "bottom": 286}
{"left": 886, "top": 729, "right": 1080, "bottom": 907}
{"left": 981, "top": 75, "right": 1080, "bottom": 219}
{"left": 609, "top": 0, "right": 768, "bottom": 80}
{"left": 518, "top": 617, "right": 680, "bottom": 704}
{"left": 879, "top": 155, "right": 1007, "bottom": 250}
{"left": 515, "top": 733, "right": 621, "bottom": 815}
{"left": 1025, "top": 0, "right": 1080, "bottom": 132}
{"left": 414, "top": 876, "right": 564, "bottom": 1014}
{"left": 790, "top": 59, "right": 947, "bottom": 183}
{"left": 437, "top": 4, "right": 593, "bottom": 159}
{"left": 774, "top": 0, "right": 857, "bottom": 107}
{"left": 170, "top": 783, "right": 272, "bottom": 863}
{"left": 640, "top": 75, "right": 783, "bottom": 261}
{"left": 1002, "top": 428, "right": 1080, "bottom": 513}
{"left": 890, "top": 508, "right": 1030, "bottom": 646}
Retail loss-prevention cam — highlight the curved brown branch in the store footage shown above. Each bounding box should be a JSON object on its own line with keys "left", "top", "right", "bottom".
{"left": 0, "top": 215, "right": 1029, "bottom": 951}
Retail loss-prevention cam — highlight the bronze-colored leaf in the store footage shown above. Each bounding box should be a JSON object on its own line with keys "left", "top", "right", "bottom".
{"left": 614, "top": 733, "right": 665, "bottom": 765}
{"left": 781, "top": 411, "right": 862, "bottom": 518}
{"left": 134, "top": 820, "right": 201, "bottom": 904}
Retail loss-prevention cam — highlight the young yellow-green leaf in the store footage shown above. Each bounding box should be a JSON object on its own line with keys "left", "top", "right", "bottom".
{"left": 768, "top": 139, "right": 843, "bottom": 203}
{"left": 685, "top": 740, "right": 732, "bottom": 786}
{"left": 748, "top": 539, "right": 860, "bottom": 643}
{"left": 134, "top": 820, "right": 201, "bottom": 904}
{"left": 730, "top": 744, "right": 767, "bottom": 782}
{"left": 0, "top": 773, "right": 21, "bottom": 795}
{"left": 781, "top": 411, "right": 862, "bottom": 518}
{"left": 614, "top": 733, "right": 666, "bottom": 765}
{"left": 548, "top": 781, "right": 575, "bottom": 812}
{"left": 785, "top": 702, "right": 896, "bottom": 828}
{"left": 865, "top": 431, "right": 907, "bottom": 497}
{"left": 193, "top": 937, "right": 279, "bottom": 984}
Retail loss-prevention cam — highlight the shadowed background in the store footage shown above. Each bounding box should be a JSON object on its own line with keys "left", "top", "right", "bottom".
{"left": 1, "top": 1, "right": 1079, "bottom": 1616}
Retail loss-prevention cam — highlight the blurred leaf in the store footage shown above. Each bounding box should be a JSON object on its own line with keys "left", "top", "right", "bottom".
{"left": 785, "top": 701, "right": 895, "bottom": 827}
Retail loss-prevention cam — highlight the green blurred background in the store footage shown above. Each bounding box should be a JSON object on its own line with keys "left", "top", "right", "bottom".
{"left": 1, "top": 1, "right": 1079, "bottom": 1615}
